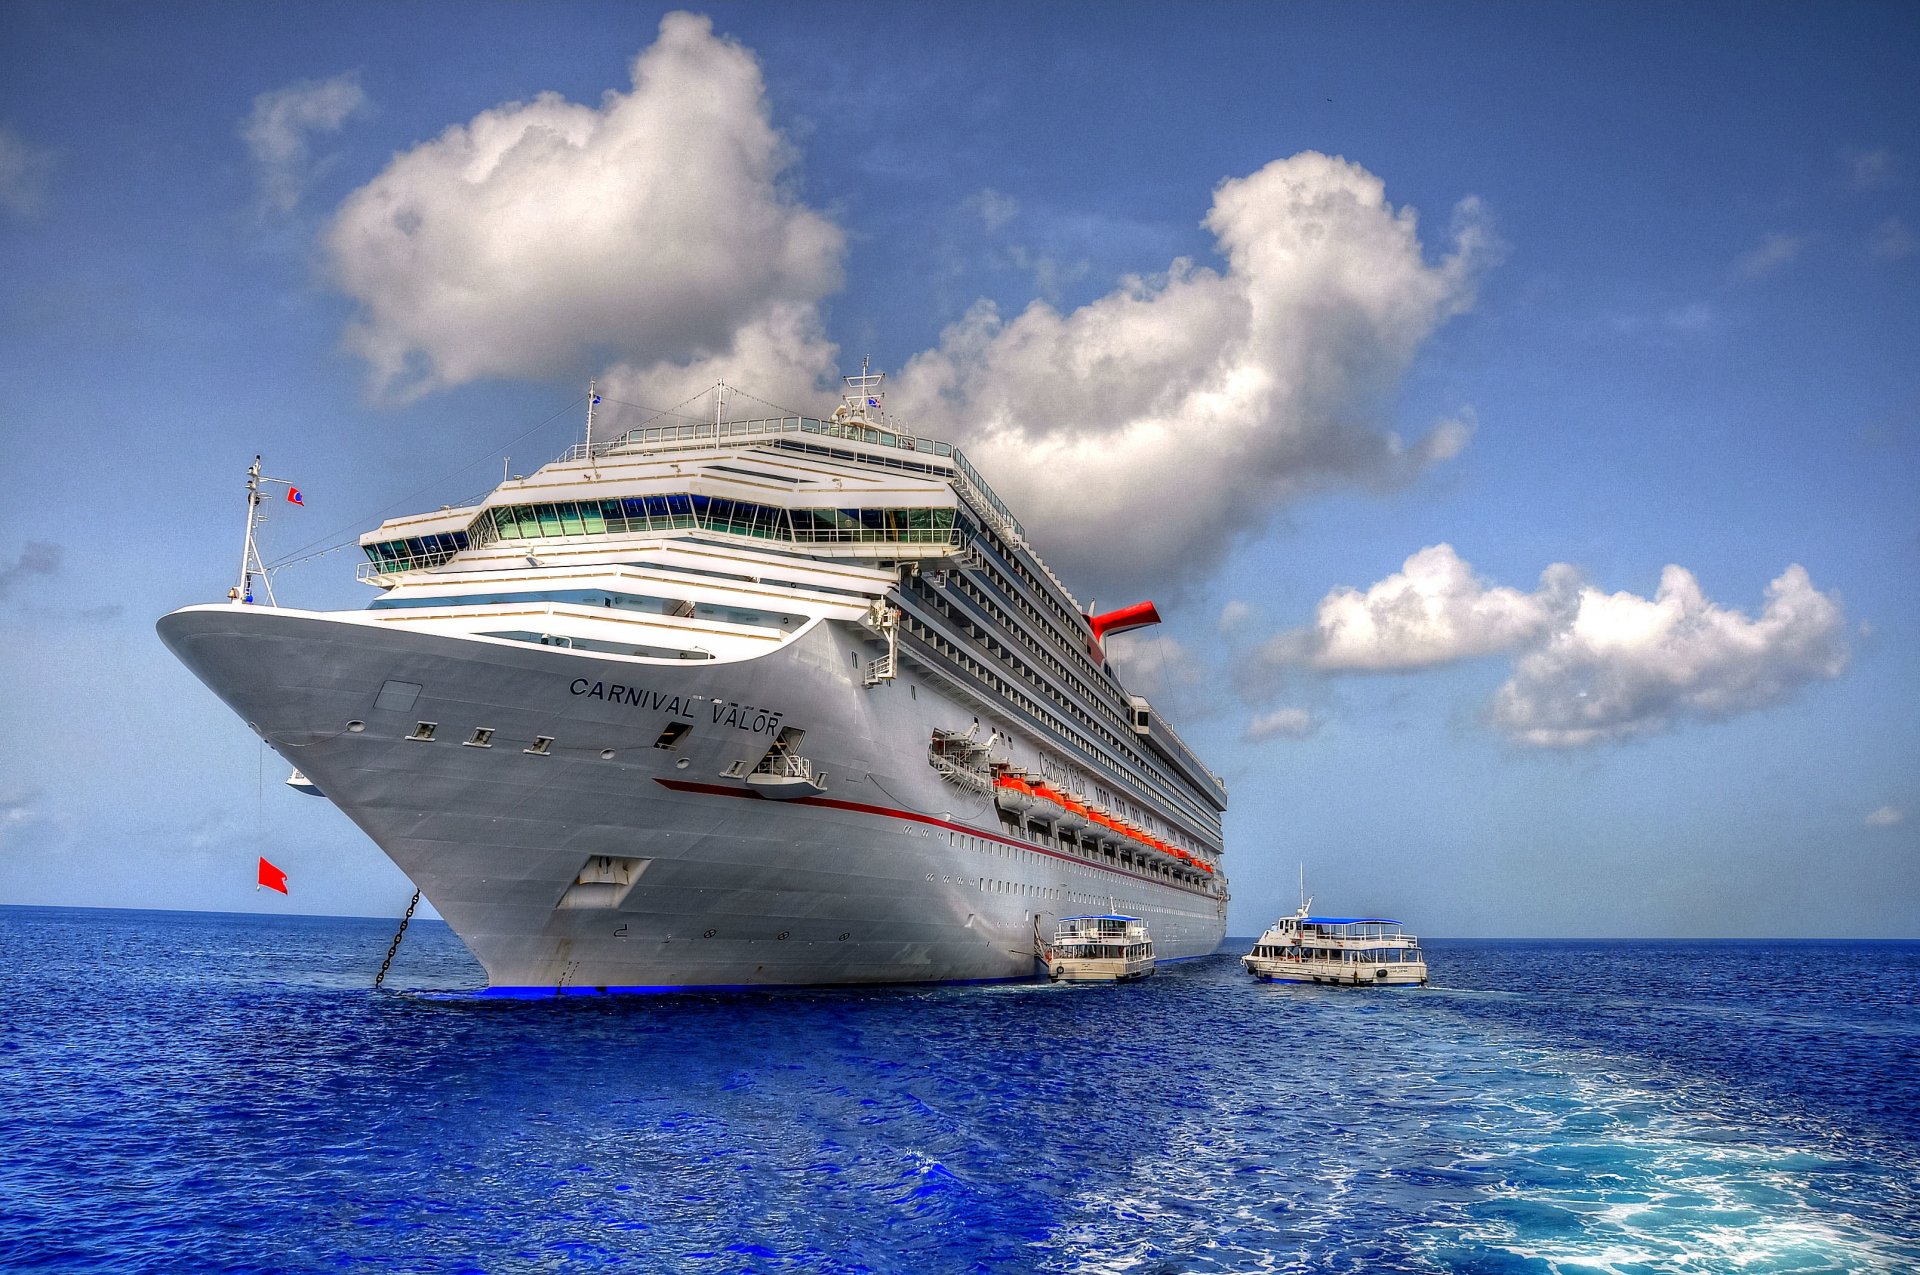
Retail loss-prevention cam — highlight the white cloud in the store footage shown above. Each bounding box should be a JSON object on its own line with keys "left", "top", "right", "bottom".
{"left": 1865, "top": 805, "right": 1905, "bottom": 828}
{"left": 885, "top": 152, "right": 1491, "bottom": 598}
{"left": 1268, "top": 543, "right": 1576, "bottom": 672}
{"left": 1487, "top": 564, "right": 1848, "bottom": 748}
{"left": 1218, "top": 600, "right": 1254, "bottom": 634}
{"left": 325, "top": 12, "right": 843, "bottom": 403}
{"left": 1104, "top": 631, "right": 1204, "bottom": 692}
{"left": 0, "top": 786, "right": 43, "bottom": 848}
{"left": 0, "top": 123, "right": 55, "bottom": 219}
{"left": 1243, "top": 707, "right": 1318, "bottom": 742}
{"left": 243, "top": 73, "right": 368, "bottom": 215}
{"left": 967, "top": 188, "right": 1019, "bottom": 232}
{"left": 1731, "top": 232, "right": 1807, "bottom": 281}
{"left": 1869, "top": 217, "right": 1915, "bottom": 261}
{"left": 1844, "top": 146, "right": 1898, "bottom": 192}
{"left": 1257, "top": 548, "right": 1848, "bottom": 748}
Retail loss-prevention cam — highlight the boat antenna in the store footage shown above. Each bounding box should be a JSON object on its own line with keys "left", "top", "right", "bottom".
{"left": 585, "top": 378, "right": 598, "bottom": 451}
{"left": 231, "top": 454, "right": 292, "bottom": 607}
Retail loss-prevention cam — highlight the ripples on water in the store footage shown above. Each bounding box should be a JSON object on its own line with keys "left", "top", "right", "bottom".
{"left": 1, "top": 908, "right": 1915, "bottom": 1273}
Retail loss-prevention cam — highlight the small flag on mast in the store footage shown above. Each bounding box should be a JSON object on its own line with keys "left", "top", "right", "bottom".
{"left": 286, "top": 487, "right": 303, "bottom": 506}
{"left": 257, "top": 857, "right": 289, "bottom": 894}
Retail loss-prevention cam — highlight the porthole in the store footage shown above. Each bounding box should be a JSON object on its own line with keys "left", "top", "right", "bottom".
{"left": 675, "top": 757, "right": 691, "bottom": 770}
{"left": 600, "top": 749, "right": 616, "bottom": 760}
{"left": 408, "top": 721, "right": 438, "bottom": 741}
{"left": 464, "top": 727, "right": 495, "bottom": 748}
{"left": 525, "top": 736, "right": 554, "bottom": 756}
{"left": 346, "top": 720, "right": 366, "bottom": 733}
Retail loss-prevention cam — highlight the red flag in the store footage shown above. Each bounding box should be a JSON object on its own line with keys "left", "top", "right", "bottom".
{"left": 286, "top": 487, "right": 304, "bottom": 505}
{"left": 257, "top": 856, "right": 289, "bottom": 894}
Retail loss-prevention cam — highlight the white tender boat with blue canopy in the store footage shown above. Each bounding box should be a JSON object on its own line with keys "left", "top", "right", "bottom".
{"left": 1047, "top": 915, "right": 1154, "bottom": 982}
{"left": 1243, "top": 901, "right": 1428, "bottom": 986}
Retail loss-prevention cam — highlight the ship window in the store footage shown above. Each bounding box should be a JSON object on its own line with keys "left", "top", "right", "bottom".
{"left": 409, "top": 721, "right": 437, "bottom": 741}
{"left": 526, "top": 735, "right": 554, "bottom": 755}
{"left": 465, "top": 727, "right": 495, "bottom": 748}
{"left": 653, "top": 722, "right": 693, "bottom": 750}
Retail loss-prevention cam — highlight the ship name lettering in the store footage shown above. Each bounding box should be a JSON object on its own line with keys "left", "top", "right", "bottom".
{"left": 569, "top": 679, "right": 781, "bottom": 736}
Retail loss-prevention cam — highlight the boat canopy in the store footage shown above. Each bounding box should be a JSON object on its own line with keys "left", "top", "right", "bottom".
{"left": 1303, "top": 917, "right": 1400, "bottom": 926}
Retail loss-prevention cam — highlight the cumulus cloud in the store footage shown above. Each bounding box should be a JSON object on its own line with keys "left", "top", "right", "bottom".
{"left": 1243, "top": 707, "right": 1318, "bottom": 742}
{"left": 0, "top": 541, "right": 61, "bottom": 599}
{"left": 1487, "top": 564, "right": 1848, "bottom": 748}
{"left": 1730, "top": 232, "right": 1807, "bottom": 281}
{"left": 1266, "top": 544, "right": 1576, "bottom": 672}
{"left": 325, "top": 12, "right": 843, "bottom": 403}
{"left": 243, "top": 73, "right": 368, "bottom": 214}
{"left": 0, "top": 123, "right": 55, "bottom": 219}
{"left": 1259, "top": 547, "right": 1848, "bottom": 748}
{"left": 1865, "top": 805, "right": 1905, "bottom": 828}
{"left": 885, "top": 152, "right": 1491, "bottom": 598}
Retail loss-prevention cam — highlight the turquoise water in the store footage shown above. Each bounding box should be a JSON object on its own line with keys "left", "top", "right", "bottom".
{"left": 1, "top": 907, "right": 1915, "bottom": 1272}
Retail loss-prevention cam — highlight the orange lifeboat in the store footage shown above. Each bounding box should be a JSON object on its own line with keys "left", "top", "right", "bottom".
{"left": 993, "top": 771, "right": 1038, "bottom": 816}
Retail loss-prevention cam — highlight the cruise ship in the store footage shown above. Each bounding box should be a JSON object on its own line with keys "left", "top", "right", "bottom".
{"left": 158, "top": 372, "right": 1230, "bottom": 991}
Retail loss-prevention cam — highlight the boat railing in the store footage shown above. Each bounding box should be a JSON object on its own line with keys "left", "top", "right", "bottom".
{"left": 558, "top": 412, "right": 1086, "bottom": 608}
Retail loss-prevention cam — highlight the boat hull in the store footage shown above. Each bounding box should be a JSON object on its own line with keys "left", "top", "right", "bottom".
{"left": 160, "top": 604, "right": 1227, "bottom": 990}
{"left": 1242, "top": 957, "right": 1427, "bottom": 987}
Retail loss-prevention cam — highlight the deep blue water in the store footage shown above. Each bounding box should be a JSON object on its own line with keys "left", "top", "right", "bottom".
{"left": 2, "top": 908, "right": 1916, "bottom": 1273}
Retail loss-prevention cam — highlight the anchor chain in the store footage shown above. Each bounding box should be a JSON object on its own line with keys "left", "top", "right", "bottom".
{"left": 374, "top": 889, "right": 421, "bottom": 988}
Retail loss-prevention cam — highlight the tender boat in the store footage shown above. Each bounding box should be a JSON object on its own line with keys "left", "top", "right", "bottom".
{"left": 1047, "top": 915, "right": 1155, "bottom": 982}
{"left": 1243, "top": 900, "right": 1428, "bottom": 986}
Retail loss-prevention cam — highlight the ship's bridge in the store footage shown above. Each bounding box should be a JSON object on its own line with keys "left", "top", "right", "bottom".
{"left": 357, "top": 432, "right": 969, "bottom": 585}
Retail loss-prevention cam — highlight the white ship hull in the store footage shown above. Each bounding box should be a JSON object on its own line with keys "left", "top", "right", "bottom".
{"left": 161, "top": 604, "right": 1227, "bottom": 990}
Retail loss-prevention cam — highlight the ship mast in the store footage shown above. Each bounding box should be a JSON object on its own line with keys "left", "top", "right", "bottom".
{"left": 231, "top": 455, "right": 293, "bottom": 606}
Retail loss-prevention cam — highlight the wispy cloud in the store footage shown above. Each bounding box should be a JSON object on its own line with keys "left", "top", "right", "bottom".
{"left": 1218, "top": 600, "right": 1254, "bottom": 634}
{"left": 243, "top": 73, "right": 369, "bottom": 215}
{"left": 0, "top": 123, "right": 56, "bottom": 220}
{"left": 0, "top": 541, "right": 61, "bottom": 599}
{"left": 966, "top": 188, "right": 1019, "bottom": 232}
{"left": 1865, "top": 805, "right": 1905, "bottom": 828}
{"left": 1730, "top": 232, "right": 1807, "bottom": 282}
{"left": 1843, "top": 146, "right": 1899, "bottom": 192}
{"left": 1868, "top": 217, "right": 1915, "bottom": 262}
{"left": 1243, "top": 707, "right": 1318, "bottom": 742}
{"left": 0, "top": 786, "right": 43, "bottom": 849}
{"left": 1256, "top": 545, "right": 1849, "bottom": 748}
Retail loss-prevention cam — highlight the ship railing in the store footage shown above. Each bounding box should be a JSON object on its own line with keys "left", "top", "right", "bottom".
{"left": 355, "top": 548, "right": 461, "bottom": 583}
{"left": 753, "top": 750, "right": 814, "bottom": 780}
{"left": 558, "top": 413, "right": 1082, "bottom": 604}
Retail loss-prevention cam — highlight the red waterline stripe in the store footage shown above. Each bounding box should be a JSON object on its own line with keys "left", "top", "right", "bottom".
{"left": 653, "top": 777, "right": 1215, "bottom": 899}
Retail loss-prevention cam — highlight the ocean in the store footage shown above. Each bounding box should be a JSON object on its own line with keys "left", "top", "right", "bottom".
{"left": 1, "top": 906, "right": 1915, "bottom": 1273}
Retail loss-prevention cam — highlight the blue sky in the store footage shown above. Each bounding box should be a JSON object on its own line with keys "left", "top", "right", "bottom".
{"left": 2, "top": 1, "right": 1915, "bottom": 937}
